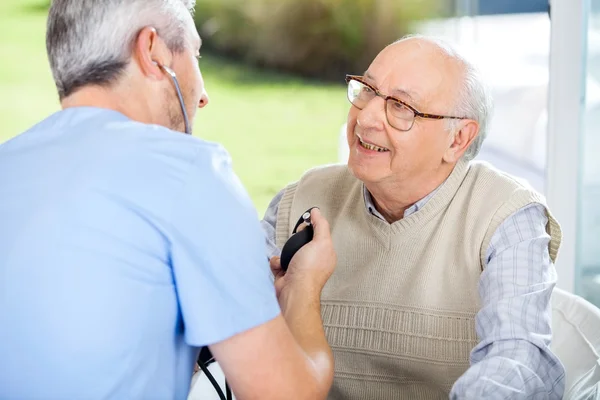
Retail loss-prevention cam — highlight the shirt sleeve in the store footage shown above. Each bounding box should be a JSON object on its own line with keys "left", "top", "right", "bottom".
{"left": 260, "top": 189, "right": 285, "bottom": 259}
{"left": 168, "top": 145, "right": 281, "bottom": 347}
{"left": 450, "top": 203, "right": 566, "bottom": 399}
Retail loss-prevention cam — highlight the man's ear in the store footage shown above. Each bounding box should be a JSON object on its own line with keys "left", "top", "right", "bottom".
{"left": 443, "top": 119, "right": 480, "bottom": 163}
{"left": 132, "top": 26, "right": 172, "bottom": 79}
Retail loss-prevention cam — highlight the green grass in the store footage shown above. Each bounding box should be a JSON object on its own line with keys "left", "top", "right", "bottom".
{"left": 0, "top": 0, "right": 349, "bottom": 215}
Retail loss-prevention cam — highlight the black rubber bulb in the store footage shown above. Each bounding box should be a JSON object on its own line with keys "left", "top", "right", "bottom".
{"left": 280, "top": 226, "right": 314, "bottom": 272}
{"left": 280, "top": 208, "right": 316, "bottom": 272}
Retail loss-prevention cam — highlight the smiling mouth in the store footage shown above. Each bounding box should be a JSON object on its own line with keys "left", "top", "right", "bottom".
{"left": 357, "top": 134, "right": 389, "bottom": 152}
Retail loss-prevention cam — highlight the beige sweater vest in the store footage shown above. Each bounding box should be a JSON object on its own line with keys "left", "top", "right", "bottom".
{"left": 275, "top": 159, "right": 561, "bottom": 400}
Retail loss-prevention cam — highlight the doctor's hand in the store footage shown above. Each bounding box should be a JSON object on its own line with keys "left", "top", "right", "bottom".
{"left": 212, "top": 211, "right": 336, "bottom": 400}
{"left": 270, "top": 208, "right": 336, "bottom": 302}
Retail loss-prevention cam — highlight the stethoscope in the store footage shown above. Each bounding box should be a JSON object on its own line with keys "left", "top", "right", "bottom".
{"left": 156, "top": 62, "right": 315, "bottom": 400}
{"left": 156, "top": 63, "right": 192, "bottom": 135}
{"left": 156, "top": 61, "right": 231, "bottom": 399}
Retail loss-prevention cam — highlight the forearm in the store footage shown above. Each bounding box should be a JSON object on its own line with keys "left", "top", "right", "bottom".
{"left": 457, "top": 203, "right": 565, "bottom": 398}
{"left": 279, "top": 283, "right": 334, "bottom": 396}
{"left": 450, "top": 340, "right": 564, "bottom": 399}
{"left": 457, "top": 276, "right": 566, "bottom": 399}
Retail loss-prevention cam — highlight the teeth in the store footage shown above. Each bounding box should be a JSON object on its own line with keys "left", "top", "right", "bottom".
{"left": 358, "top": 136, "right": 389, "bottom": 152}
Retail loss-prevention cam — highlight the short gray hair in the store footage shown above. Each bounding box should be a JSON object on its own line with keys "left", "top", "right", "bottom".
{"left": 47, "top": 0, "right": 197, "bottom": 99}
{"left": 394, "top": 35, "right": 493, "bottom": 161}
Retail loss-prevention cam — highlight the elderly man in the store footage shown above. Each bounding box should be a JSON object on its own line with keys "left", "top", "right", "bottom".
{"left": 0, "top": 1, "right": 336, "bottom": 399}
{"left": 263, "top": 35, "right": 565, "bottom": 399}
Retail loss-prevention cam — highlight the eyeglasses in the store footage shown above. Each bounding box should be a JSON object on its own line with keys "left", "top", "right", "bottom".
{"left": 345, "top": 75, "right": 466, "bottom": 131}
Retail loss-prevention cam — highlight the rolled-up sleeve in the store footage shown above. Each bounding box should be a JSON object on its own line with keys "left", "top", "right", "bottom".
{"left": 451, "top": 203, "right": 565, "bottom": 399}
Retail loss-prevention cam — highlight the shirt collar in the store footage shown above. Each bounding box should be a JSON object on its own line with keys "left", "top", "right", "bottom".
{"left": 363, "top": 184, "right": 441, "bottom": 221}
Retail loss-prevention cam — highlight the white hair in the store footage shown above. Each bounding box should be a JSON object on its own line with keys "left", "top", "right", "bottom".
{"left": 47, "top": 0, "right": 197, "bottom": 99}
{"left": 393, "top": 35, "right": 494, "bottom": 161}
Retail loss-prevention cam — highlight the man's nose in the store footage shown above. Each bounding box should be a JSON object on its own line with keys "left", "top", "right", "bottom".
{"left": 198, "top": 90, "right": 209, "bottom": 108}
{"left": 357, "top": 96, "right": 386, "bottom": 131}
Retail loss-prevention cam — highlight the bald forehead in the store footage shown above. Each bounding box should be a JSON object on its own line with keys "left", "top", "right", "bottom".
{"left": 366, "top": 38, "right": 465, "bottom": 108}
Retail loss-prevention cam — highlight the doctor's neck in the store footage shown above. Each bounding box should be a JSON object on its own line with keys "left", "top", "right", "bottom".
{"left": 60, "top": 81, "right": 164, "bottom": 128}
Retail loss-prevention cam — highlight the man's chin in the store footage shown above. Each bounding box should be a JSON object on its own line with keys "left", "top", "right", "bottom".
{"left": 347, "top": 159, "right": 383, "bottom": 184}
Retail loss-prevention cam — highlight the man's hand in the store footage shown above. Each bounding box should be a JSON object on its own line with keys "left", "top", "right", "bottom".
{"left": 270, "top": 208, "right": 336, "bottom": 302}
{"left": 209, "top": 208, "right": 336, "bottom": 399}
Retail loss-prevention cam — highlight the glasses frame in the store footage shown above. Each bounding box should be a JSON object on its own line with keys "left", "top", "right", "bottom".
{"left": 345, "top": 74, "right": 467, "bottom": 131}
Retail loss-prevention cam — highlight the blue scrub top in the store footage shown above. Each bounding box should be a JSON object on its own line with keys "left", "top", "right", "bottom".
{"left": 0, "top": 107, "right": 280, "bottom": 399}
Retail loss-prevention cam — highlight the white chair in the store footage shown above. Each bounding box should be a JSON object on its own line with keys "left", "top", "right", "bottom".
{"left": 550, "top": 287, "right": 600, "bottom": 399}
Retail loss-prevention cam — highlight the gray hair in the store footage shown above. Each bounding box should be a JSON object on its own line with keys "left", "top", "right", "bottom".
{"left": 393, "top": 35, "right": 493, "bottom": 161}
{"left": 47, "top": 0, "right": 197, "bottom": 99}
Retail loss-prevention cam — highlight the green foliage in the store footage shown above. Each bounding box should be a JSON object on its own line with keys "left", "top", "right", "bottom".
{"left": 195, "top": 0, "right": 443, "bottom": 80}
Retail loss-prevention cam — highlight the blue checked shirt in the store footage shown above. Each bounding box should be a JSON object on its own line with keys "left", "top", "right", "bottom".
{"left": 261, "top": 185, "right": 565, "bottom": 399}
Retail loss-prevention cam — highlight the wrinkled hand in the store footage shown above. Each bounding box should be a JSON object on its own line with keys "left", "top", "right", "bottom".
{"left": 270, "top": 208, "right": 336, "bottom": 300}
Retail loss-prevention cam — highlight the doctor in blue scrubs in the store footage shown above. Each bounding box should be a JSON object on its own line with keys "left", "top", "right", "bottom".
{"left": 0, "top": 1, "right": 336, "bottom": 399}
